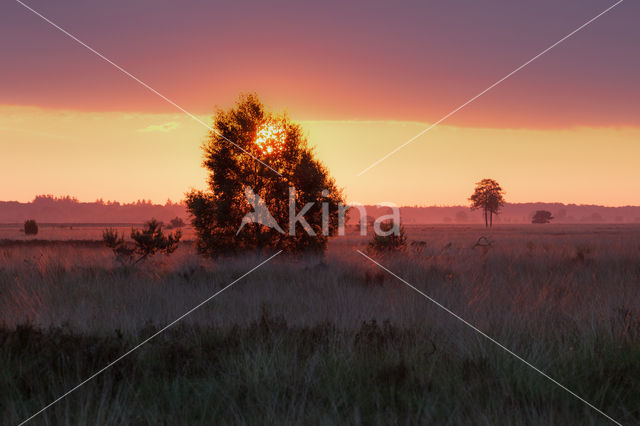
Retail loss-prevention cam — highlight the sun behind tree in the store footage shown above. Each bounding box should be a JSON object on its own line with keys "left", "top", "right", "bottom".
{"left": 186, "top": 93, "right": 344, "bottom": 256}
{"left": 254, "top": 118, "right": 287, "bottom": 156}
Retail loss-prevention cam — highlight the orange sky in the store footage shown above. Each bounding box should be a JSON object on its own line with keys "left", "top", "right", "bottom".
{"left": 1, "top": 1, "right": 639, "bottom": 206}
{"left": 1, "top": 104, "right": 639, "bottom": 206}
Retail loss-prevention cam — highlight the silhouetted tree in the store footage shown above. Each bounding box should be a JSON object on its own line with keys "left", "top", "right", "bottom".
{"left": 103, "top": 219, "right": 181, "bottom": 265}
{"left": 531, "top": 210, "right": 554, "bottom": 224}
{"left": 186, "top": 93, "right": 344, "bottom": 256}
{"left": 469, "top": 178, "right": 505, "bottom": 228}
{"left": 24, "top": 219, "right": 38, "bottom": 236}
{"left": 167, "top": 217, "right": 185, "bottom": 229}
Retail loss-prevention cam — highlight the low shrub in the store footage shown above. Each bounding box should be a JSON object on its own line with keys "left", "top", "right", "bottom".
{"left": 24, "top": 220, "right": 38, "bottom": 236}
{"left": 368, "top": 220, "right": 407, "bottom": 252}
{"left": 103, "top": 218, "right": 181, "bottom": 265}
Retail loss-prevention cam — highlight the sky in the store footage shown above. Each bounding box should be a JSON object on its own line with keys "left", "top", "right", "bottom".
{"left": 1, "top": 0, "right": 638, "bottom": 206}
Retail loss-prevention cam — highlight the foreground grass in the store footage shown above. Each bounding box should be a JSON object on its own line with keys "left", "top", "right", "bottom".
{"left": 2, "top": 225, "right": 640, "bottom": 424}
{"left": 2, "top": 314, "right": 638, "bottom": 425}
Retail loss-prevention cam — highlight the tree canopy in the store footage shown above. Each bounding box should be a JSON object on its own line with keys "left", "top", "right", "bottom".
{"left": 532, "top": 210, "right": 554, "bottom": 224}
{"left": 186, "top": 94, "right": 344, "bottom": 256}
{"left": 469, "top": 178, "right": 506, "bottom": 228}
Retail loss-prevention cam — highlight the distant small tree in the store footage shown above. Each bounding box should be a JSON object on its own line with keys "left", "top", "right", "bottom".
{"left": 368, "top": 220, "right": 407, "bottom": 252}
{"left": 469, "top": 178, "right": 506, "bottom": 228}
{"left": 103, "top": 219, "right": 181, "bottom": 265}
{"left": 531, "top": 210, "right": 554, "bottom": 224}
{"left": 24, "top": 219, "right": 38, "bottom": 236}
{"left": 167, "top": 217, "right": 185, "bottom": 229}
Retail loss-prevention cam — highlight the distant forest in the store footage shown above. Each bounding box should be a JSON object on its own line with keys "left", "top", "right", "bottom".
{"left": 2, "top": 195, "right": 640, "bottom": 224}
{"left": 0, "top": 195, "right": 186, "bottom": 224}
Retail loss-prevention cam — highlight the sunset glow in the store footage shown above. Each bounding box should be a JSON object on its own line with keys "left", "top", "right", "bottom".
{"left": 254, "top": 119, "right": 286, "bottom": 156}
{"left": 1, "top": 1, "right": 638, "bottom": 206}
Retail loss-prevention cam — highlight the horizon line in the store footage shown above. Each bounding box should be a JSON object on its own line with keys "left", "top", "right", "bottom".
{"left": 4, "top": 197, "right": 640, "bottom": 210}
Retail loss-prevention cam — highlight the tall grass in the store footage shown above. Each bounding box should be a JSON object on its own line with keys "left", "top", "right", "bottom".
{"left": 1, "top": 224, "right": 639, "bottom": 424}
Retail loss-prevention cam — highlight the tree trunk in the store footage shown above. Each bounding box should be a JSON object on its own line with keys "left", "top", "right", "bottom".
{"left": 490, "top": 211, "right": 493, "bottom": 228}
{"left": 484, "top": 208, "right": 488, "bottom": 228}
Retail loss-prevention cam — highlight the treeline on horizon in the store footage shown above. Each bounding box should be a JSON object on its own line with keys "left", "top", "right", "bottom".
{"left": 1, "top": 195, "right": 640, "bottom": 224}
{"left": 0, "top": 195, "right": 186, "bottom": 224}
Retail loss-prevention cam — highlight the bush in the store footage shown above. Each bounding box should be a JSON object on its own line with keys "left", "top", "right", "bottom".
{"left": 24, "top": 219, "right": 38, "bottom": 236}
{"left": 167, "top": 217, "right": 185, "bottom": 229}
{"left": 368, "top": 220, "right": 407, "bottom": 252}
{"left": 103, "top": 228, "right": 136, "bottom": 265}
{"left": 532, "top": 210, "right": 554, "bottom": 224}
{"left": 103, "top": 219, "right": 181, "bottom": 265}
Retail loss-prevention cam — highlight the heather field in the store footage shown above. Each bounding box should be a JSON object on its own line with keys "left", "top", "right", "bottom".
{"left": 1, "top": 225, "right": 639, "bottom": 425}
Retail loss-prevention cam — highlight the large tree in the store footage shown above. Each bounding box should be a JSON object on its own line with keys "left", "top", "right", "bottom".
{"left": 469, "top": 178, "right": 506, "bottom": 228}
{"left": 186, "top": 94, "right": 344, "bottom": 256}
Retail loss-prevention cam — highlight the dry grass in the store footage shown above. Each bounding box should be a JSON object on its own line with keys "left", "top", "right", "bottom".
{"left": 3, "top": 224, "right": 639, "bottom": 334}
{"left": 0, "top": 224, "right": 198, "bottom": 241}
{"left": 1, "top": 224, "right": 639, "bottom": 424}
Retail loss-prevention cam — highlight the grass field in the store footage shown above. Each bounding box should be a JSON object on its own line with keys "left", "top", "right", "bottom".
{"left": 1, "top": 225, "right": 639, "bottom": 425}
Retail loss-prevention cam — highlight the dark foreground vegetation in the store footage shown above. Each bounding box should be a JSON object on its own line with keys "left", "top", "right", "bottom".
{"left": 2, "top": 315, "right": 639, "bottom": 425}
{"left": 2, "top": 224, "right": 640, "bottom": 424}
